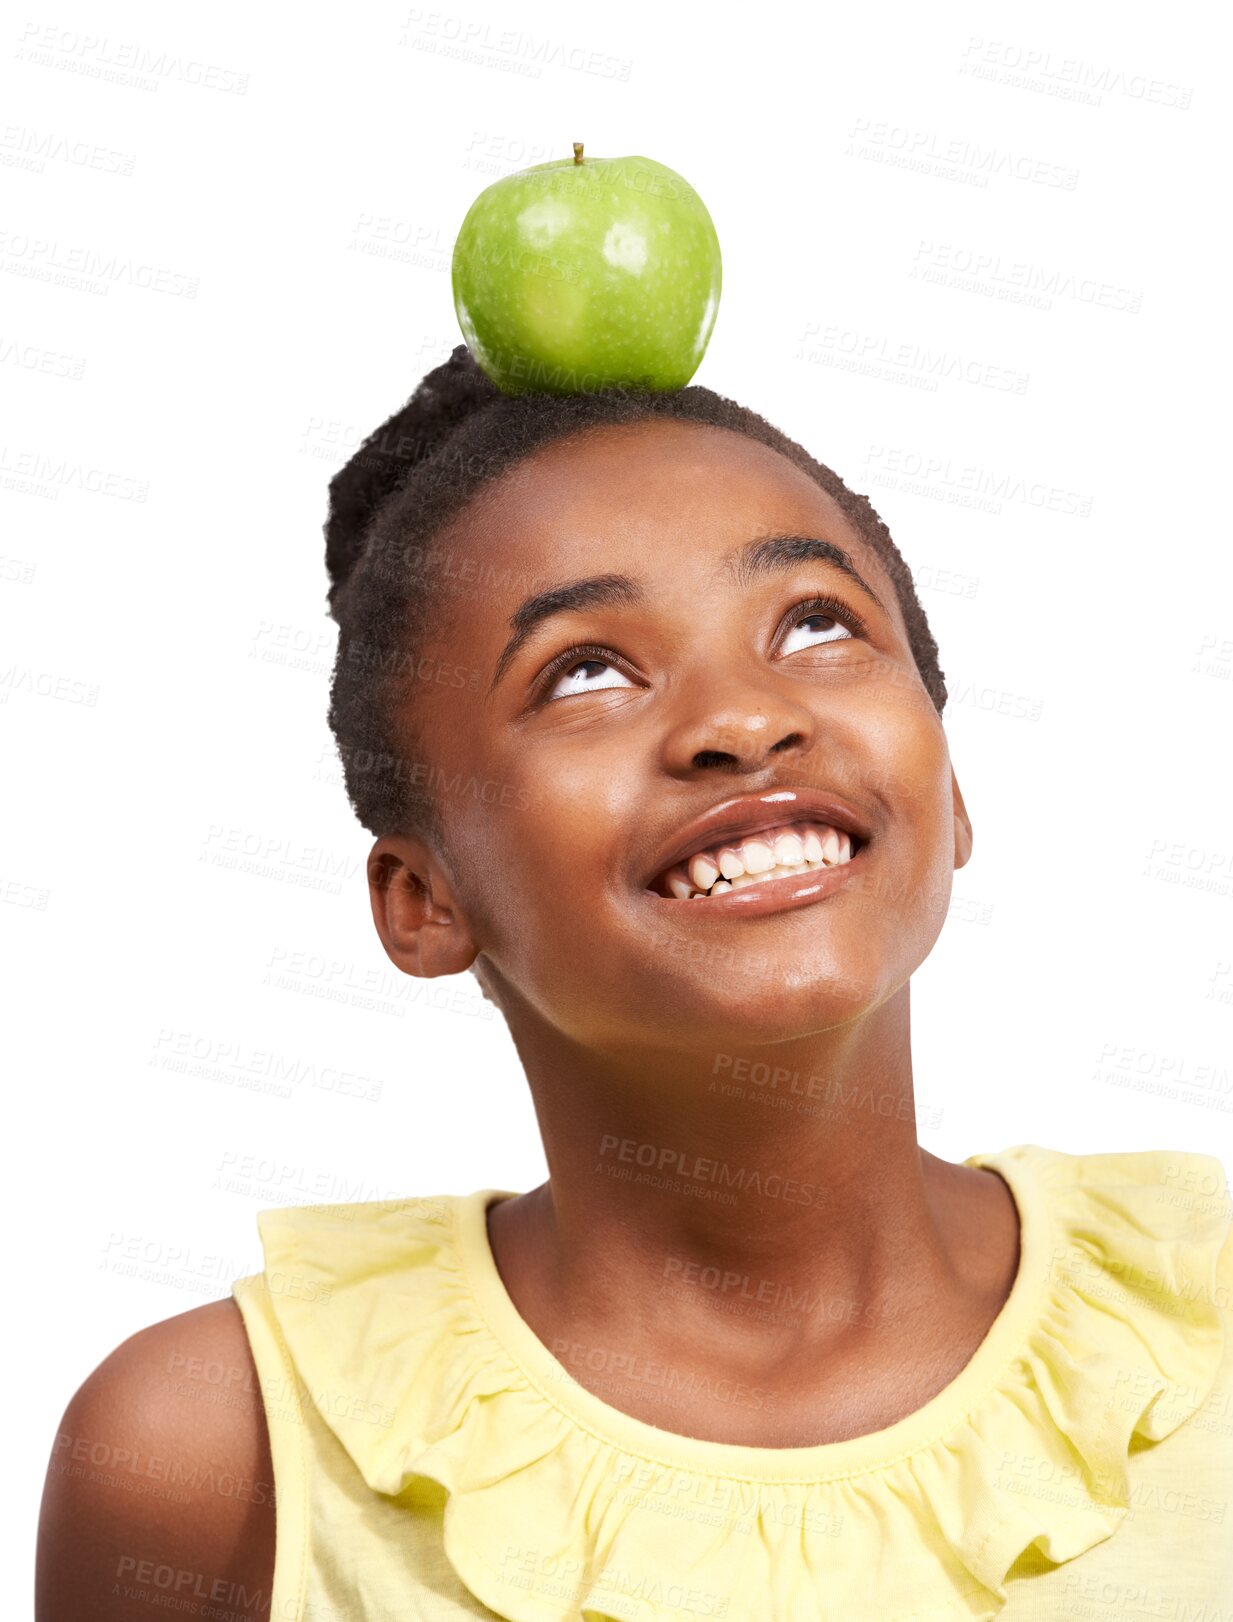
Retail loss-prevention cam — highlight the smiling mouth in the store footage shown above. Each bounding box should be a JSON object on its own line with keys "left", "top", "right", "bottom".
{"left": 648, "top": 819, "right": 867, "bottom": 901}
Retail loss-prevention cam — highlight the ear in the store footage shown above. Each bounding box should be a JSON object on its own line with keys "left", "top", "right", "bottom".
{"left": 367, "top": 834, "right": 479, "bottom": 979}
{"left": 951, "top": 768, "right": 974, "bottom": 870}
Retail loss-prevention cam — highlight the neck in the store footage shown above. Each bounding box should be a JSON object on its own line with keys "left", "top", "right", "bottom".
{"left": 484, "top": 985, "right": 995, "bottom": 1409}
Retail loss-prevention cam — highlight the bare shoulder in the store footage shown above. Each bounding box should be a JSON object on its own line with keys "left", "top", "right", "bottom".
{"left": 36, "top": 1296, "right": 275, "bottom": 1622}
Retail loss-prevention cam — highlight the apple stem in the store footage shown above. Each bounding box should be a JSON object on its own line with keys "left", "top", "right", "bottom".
{"left": 573, "top": 142, "right": 583, "bottom": 164}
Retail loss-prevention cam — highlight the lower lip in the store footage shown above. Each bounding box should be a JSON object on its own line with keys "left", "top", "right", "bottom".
{"left": 642, "top": 844, "right": 869, "bottom": 919}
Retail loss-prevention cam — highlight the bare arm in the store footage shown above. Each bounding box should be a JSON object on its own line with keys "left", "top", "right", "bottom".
{"left": 36, "top": 1297, "right": 276, "bottom": 1622}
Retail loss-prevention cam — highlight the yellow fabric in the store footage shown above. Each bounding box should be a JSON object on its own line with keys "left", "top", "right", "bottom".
{"left": 230, "top": 1144, "right": 1233, "bottom": 1620}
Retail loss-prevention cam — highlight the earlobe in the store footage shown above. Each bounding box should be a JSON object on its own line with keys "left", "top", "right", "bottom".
{"left": 366, "top": 836, "right": 479, "bottom": 979}
{"left": 951, "top": 770, "right": 974, "bottom": 870}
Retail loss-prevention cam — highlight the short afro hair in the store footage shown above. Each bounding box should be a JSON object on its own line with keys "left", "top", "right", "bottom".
{"left": 323, "top": 344, "right": 947, "bottom": 847}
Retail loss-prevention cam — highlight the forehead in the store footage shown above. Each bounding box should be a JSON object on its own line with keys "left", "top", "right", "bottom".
{"left": 448, "top": 418, "right": 887, "bottom": 591}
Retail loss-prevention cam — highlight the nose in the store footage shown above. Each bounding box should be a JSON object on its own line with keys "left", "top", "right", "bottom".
{"left": 657, "top": 669, "right": 818, "bottom": 776}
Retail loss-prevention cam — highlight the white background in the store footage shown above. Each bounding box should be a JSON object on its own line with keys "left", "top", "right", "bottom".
{"left": 4, "top": 0, "right": 1230, "bottom": 1578}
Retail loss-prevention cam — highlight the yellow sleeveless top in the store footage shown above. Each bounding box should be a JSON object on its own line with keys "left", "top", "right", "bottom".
{"left": 230, "top": 1143, "right": 1233, "bottom": 1620}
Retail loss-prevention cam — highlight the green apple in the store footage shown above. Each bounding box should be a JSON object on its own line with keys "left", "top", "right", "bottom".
{"left": 451, "top": 143, "right": 722, "bottom": 396}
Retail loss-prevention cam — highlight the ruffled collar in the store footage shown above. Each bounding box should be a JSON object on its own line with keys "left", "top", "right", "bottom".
{"left": 254, "top": 1144, "right": 1231, "bottom": 1621}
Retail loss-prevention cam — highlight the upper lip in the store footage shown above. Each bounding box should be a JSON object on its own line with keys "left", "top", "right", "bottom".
{"left": 642, "top": 786, "right": 874, "bottom": 892}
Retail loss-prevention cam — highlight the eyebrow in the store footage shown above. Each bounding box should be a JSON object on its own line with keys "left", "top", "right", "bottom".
{"left": 487, "top": 533, "right": 888, "bottom": 694}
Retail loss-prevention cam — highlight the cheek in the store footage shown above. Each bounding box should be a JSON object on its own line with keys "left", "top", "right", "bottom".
{"left": 417, "top": 698, "right": 556, "bottom": 907}
{"left": 862, "top": 674, "right": 951, "bottom": 824}
{"left": 448, "top": 805, "right": 551, "bottom": 931}
{"left": 893, "top": 730, "right": 958, "bottom": 931}
{"left": 445, "top": 787, "right": 609, "bottom": 978}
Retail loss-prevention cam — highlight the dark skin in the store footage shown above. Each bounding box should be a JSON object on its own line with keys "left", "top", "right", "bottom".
{"left": 368, "top": 418, "right": 1021, "bottom": 1446}
{"left": 36, "top": 419, "right": 1020, "bottom": 1621}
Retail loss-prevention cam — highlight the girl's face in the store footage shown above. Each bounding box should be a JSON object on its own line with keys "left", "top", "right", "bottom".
{"left": 376, "top": 418, "right": 971, "bottom": 1051}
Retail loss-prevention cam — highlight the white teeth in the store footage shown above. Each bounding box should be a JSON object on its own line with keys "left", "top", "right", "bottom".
{"left": 717, "top": 847, "right": 745, "bottom": 880}
{"left": 687, "top": 851, "right": 720, "bottom": 891}
{"left": 655, "top": 818, "right": 863, "bottom": 900}
{"left": 773, "top": 830, "right": 805, "bottom": 867}
{"left": 724, "top": 856, "right": 837, "bottom": 894}
{"left": 742, "top": 838, "right": 775, "bottom": 875}
{"left": 713, "top": 843, "right": 743, "bottom": 882}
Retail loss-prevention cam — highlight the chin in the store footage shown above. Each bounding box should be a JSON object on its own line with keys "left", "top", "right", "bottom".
{"left": 625, "top": 966, "right": 886, "bottom": 1053}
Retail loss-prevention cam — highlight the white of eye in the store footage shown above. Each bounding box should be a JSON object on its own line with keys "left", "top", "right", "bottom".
{"left": 779, "top": 612, "right": 853, "bottom": 655}
{"left": 545, "top": 611, "right": 853, "bottom": 703}
{"left": 546, "top": 657, "right": 637, "bottom": 703}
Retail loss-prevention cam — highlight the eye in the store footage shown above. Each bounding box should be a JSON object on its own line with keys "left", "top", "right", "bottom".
{"left": 538, "top": 643, "right": 639, "bottom": 704}
{"left": 777, "top": 594, "right": 866, "bottom": 656}
{"left": 532, "top": 594, "right": 868, "bottom": 707}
